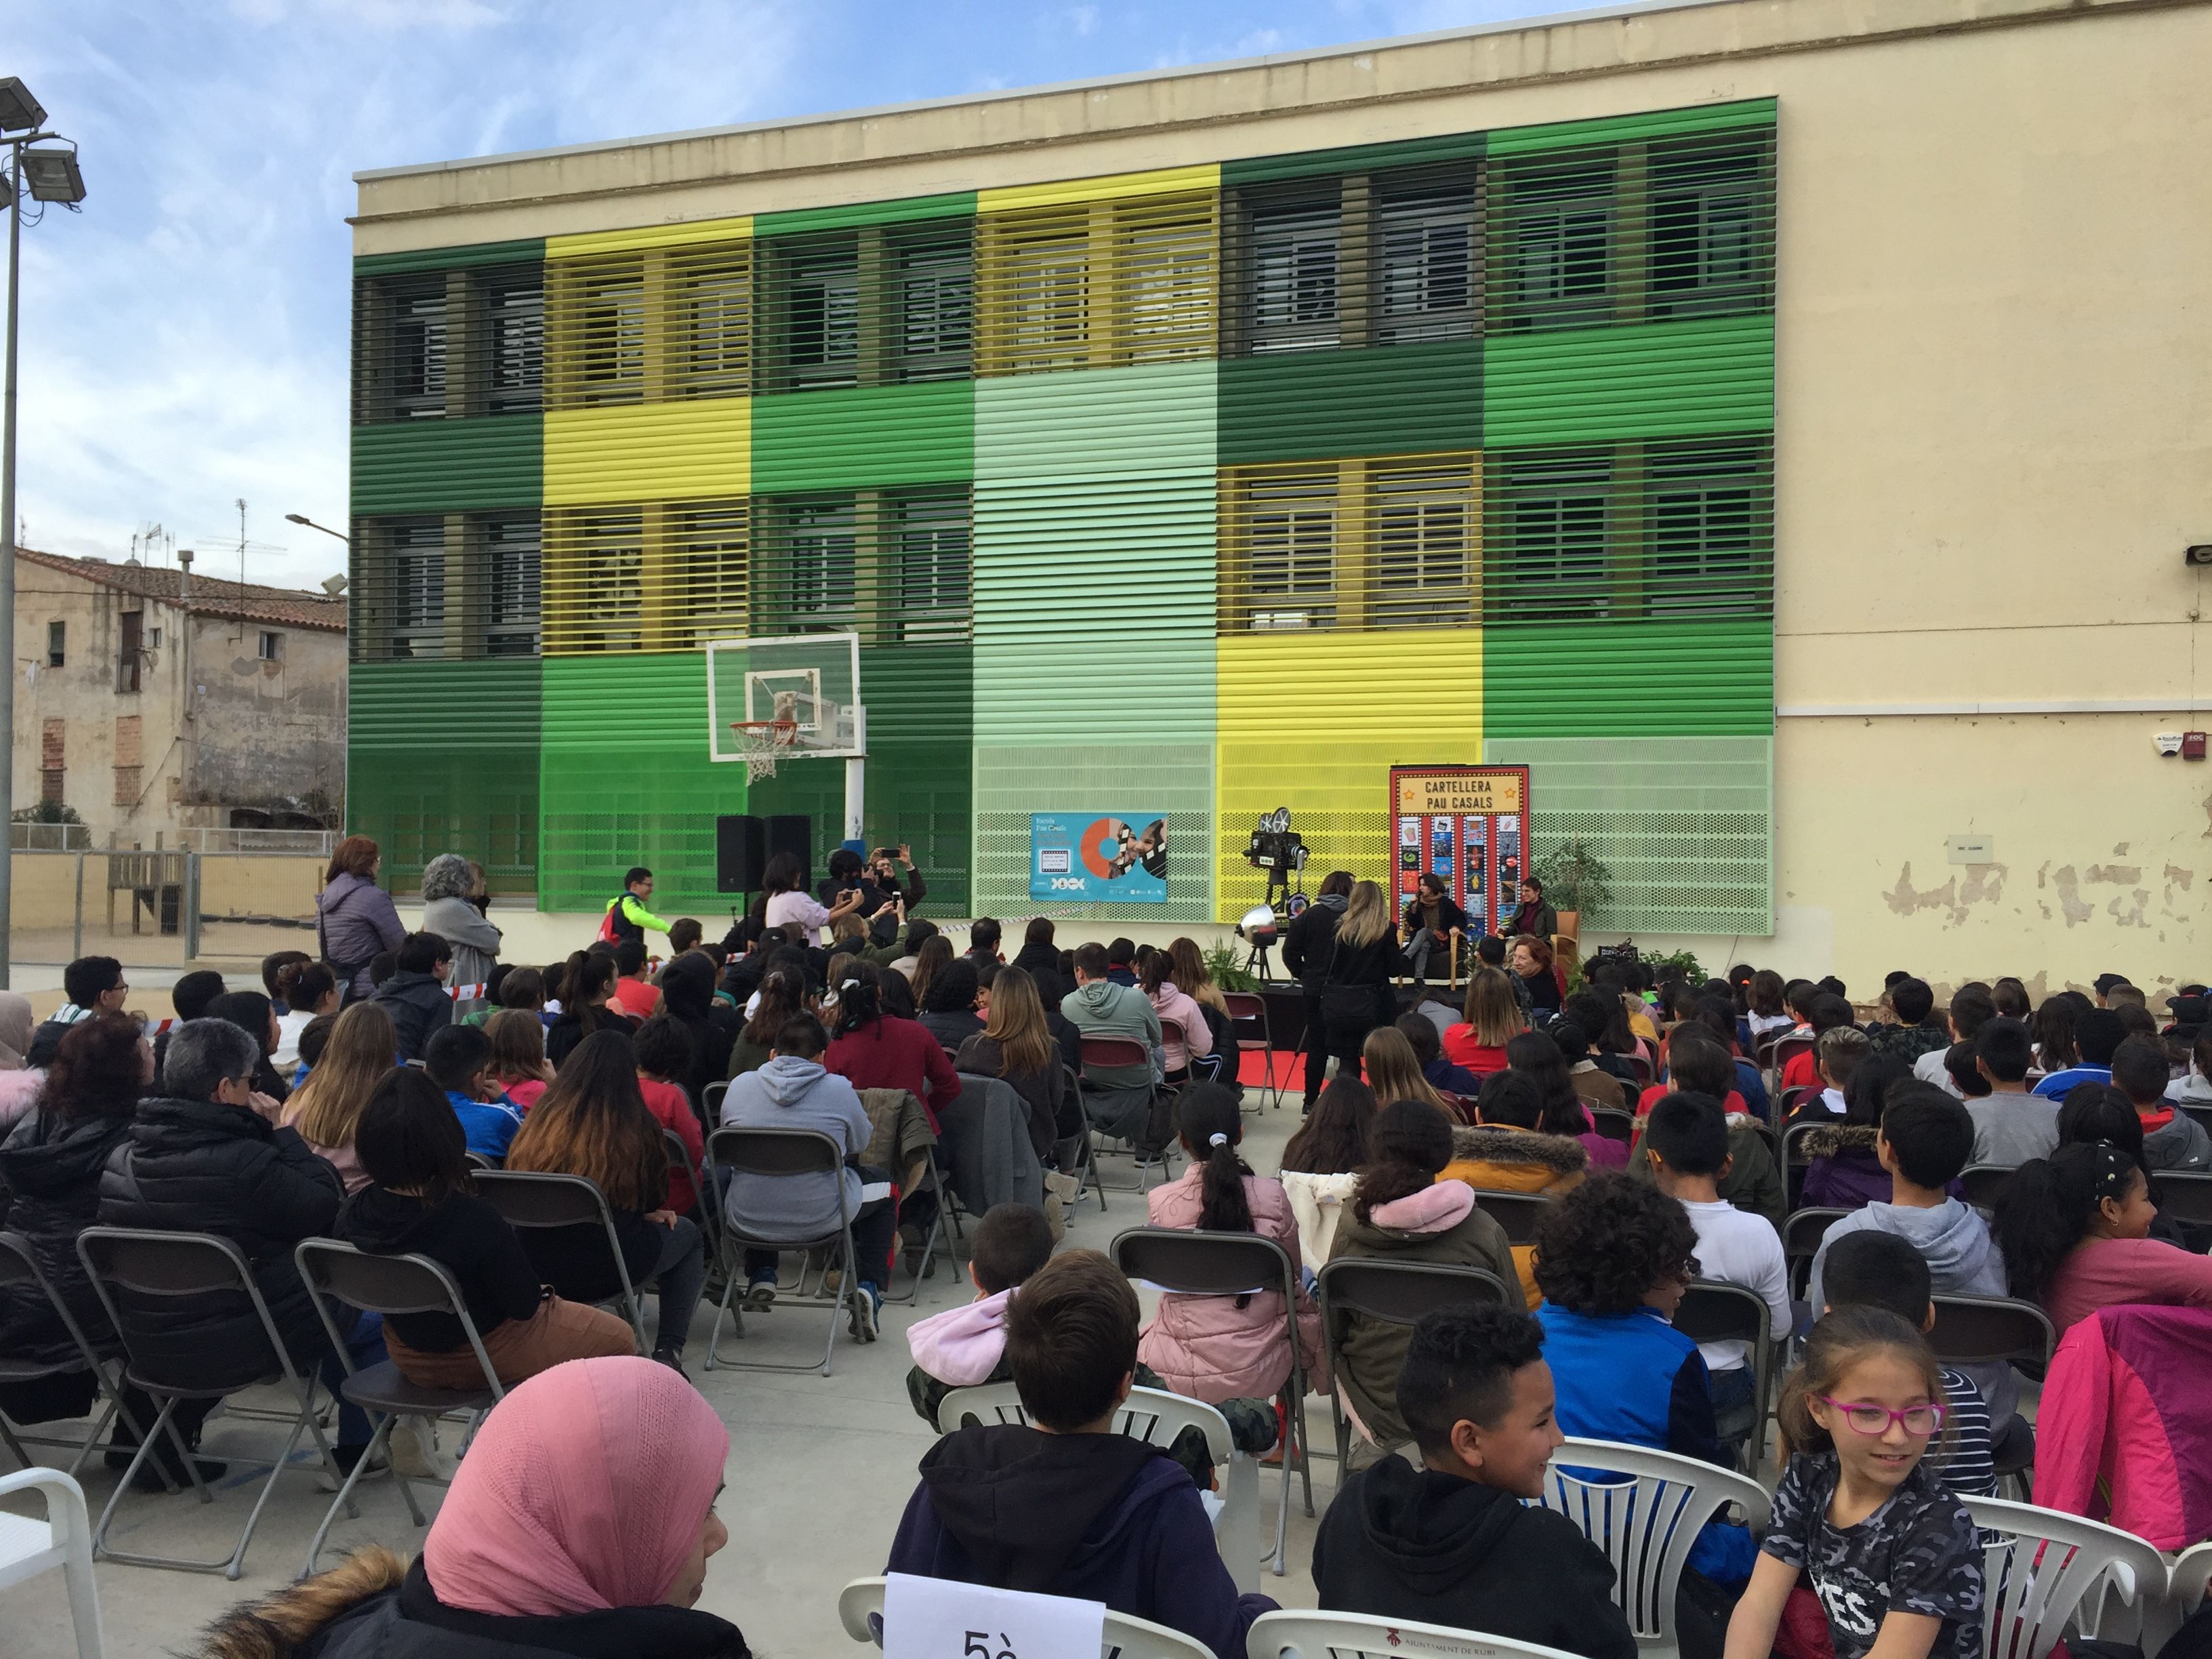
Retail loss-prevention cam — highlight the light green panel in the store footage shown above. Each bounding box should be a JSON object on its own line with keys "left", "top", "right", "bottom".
{"left": 1483, "top": 316, "right": 1774, "bottom": 449}
{"left": 972, "top": 742, "right": 1216, "bottom": 923}
{"left": 1486, "top": 98, "right": 1779, "bottom": 157}
{"left": 975, "top": 361, "right": 1217, "bottom": 483}
{"left": 750, "top": 380, "right": 974, "bottom": 493}
{"left": 538, "top": 653, "right": 743, "bottom": 914}
{"left": 1481, "top": 734, "right": 1774, "bottom": 935}
{"left": 754, "top": 192, "right": 977, "bottom": 238}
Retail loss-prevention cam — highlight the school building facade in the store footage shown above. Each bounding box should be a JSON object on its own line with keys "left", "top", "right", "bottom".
{"left": 346, "top": 0, "right": 2212, "bottom": 994}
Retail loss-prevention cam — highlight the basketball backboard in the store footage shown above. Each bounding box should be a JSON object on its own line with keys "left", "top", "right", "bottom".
{"left": 706, "top": 633, "right": 865, "bottom": 764}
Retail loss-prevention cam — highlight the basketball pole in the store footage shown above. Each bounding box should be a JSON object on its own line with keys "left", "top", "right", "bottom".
{"left": 842, "top": 704, "right": 867, "bottom": 850}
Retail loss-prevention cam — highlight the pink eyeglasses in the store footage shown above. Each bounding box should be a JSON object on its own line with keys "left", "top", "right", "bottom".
{"left": 1815, "top": 1396, "right": 1946, "bottom": 1437}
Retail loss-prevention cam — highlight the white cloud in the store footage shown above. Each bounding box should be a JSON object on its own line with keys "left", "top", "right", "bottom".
{"left": 1066, "top": 5, "right": 1101, "bottom": 35}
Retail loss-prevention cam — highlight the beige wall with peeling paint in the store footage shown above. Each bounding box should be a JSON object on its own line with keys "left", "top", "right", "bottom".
{"left": 352, "top": 0, "right": 2212, "bottom": 997}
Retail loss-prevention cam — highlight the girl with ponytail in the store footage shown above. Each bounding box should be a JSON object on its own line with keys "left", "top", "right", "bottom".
{"left": 1137, "top": 1083, "right": 1328, "bottom": 1406}
{"left": 1992, "top": 1141, "right": 2212, "bottom": 1332}
{"left": 1328, "top": 1099, "right": 1523, "bottom": 1461}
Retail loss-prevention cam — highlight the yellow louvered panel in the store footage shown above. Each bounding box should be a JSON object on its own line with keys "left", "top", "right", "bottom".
{"left": 1218, "top": 453, "right": 1479, "bottom": 634}
{"left": 544, "top": 230, "right": 752, "bottom": 411}
{"left": 541, "top": 400, "right": 751, "bottom": 506}
{"left": 977, "top": 187, "right": 1218, "bottom": 376}
{"left": 546, "top": 216, "right": 753, "bottom": 258}
{"left": 542, "top": 497, "right": 747, "bottom": 655}
{"left": 978, "top": 163, "right": 1217, "bottom": 214}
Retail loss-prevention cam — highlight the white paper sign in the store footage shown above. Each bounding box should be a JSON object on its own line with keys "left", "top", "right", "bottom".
{"left": 881, "top": 1571, "right": 1106, "bottom": 1659}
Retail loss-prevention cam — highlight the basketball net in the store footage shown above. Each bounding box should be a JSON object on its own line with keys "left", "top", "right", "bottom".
{"left": 735, "top": 691, "right": 801, "bottom": 783}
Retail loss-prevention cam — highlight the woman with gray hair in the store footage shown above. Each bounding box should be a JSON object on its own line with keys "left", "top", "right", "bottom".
{"left": 421, "top": 854, "right": 502, "bottom": 991}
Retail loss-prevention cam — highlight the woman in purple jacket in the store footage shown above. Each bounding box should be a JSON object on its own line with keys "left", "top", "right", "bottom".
{"left": 316, "top": 836, "right": 405, "bottom": 1000}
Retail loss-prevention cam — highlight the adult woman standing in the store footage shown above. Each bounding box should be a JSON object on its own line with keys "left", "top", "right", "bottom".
{"left": 283, "top": 1002, "right": 401, "bottom": 1194}
{"left": 1511, "top": 933, "right": 1565, "bottom": 1017}
{"left": 316, "top": 836, "right": 404, "bottom": 1000}
{"left": 1283, "top": 869, "right": 1354, "bottom": 1110}
{"left": 759, "top": 851, "right": 864, "bottom": 945}
{"left": 1316, "top": 879, "right": 1399, "bottom": 1090}
{"left": 506, "top": 1031, "right": 709, "bottom": 1372}
{"left": 420, "top": 853, "right": 503, "bottom": 990}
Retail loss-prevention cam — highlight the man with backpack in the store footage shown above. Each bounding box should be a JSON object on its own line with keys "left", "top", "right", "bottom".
{"left": 600, "top": 866, "right": 672, "bottom": 948}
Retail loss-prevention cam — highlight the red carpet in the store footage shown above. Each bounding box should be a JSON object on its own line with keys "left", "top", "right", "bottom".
{"left": 1239, "top": 1047, "right": 1298, "bottom": 1089}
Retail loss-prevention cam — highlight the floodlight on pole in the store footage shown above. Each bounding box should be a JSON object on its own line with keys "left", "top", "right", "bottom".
{"left": 0, "top": 79, "right": 43, "bottom": 136}
{"left": 21, "top": 148, "right": 84, "bottom": 205}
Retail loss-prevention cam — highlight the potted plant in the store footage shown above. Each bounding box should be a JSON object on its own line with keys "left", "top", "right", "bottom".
{"left": 1532, "top": 840, "right": 1612, "bottom": 941}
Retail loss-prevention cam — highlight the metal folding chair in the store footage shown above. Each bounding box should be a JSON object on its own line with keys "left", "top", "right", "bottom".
{"left": 1081, "top": 1036, "right": 1174, "bottom": 1189}
{"left": 1110, "top": 1226, "right": 1311, "bottom": 1578}
{"left": 1469, "top": 1188, "right": 1552, "bottom": 1246}
{"left": 1250, "top": 1609, "right": 1586, "bottom": 1659}
{"left": 1223, "top": 991, "right": 1284, "bottom": 1112}
{"left": 472, "top": 1170, "right": 647, "bottom": 1348}
{"left": 1959, "top": 1164, "right": 2019, "bottom": 1215}
{"left": 1771, "top": 1033, "right": 1815, "bottom": 1082}
{"left": 2153, "top": 1168, "right": 2212, "bottom": 1225}
{"left": 1931, "top": 1292, "right": 2055, "bottom": 1489}
{"left": 879, "top": 1129, "right": 958, "bottom": 1309}
{"left": 462, "top": 1151, "right": 497, "bottom": 1171}
{"left": 1589, "top": 1106, "right": 1635, "bottom": 1146}
{"left": 933, "top": 1383, "right": 1258, "bottom": 1595}
{"left": 1967, "top": 1494, "right": 2171, "bottom": 1659}
{"left": 1782, "top": 1206, "right": 1849, "bottom": 1300}
{"left": 703, "top": 1125, "right": 861, "bottom": 1377}
{"left": 1061, "top": 1063, "right": 1107, "bottom": 1213}
{"left": 294, "top": 1240, "right": 503, "bottom": 1575}
{"left": 75, "top": 1227, "right": 348, "bottom": 1578}
{"left": 664, "top": 1126, "right": 717, "bottom": 1256}
{"left": 1317, "top": 1258, "right": 1509, "bottom": 1467}
{"left": 1673, "top": 1279, "right": 1777, "bottom": 1465}
{"left": 1536, "top": 1436, "right": 1774, "bottom": 1654}
{"left": 837, "top": 1574, "right": 1214, "bottom": 1658}
{"left": 0, "top": 1231, "right": 152, "bottom": 1479}
{"left": 0, "top": 1466, "right": 104, "bottom": 1659}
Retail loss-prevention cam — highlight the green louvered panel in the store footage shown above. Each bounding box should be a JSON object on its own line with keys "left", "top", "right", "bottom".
{"left": 1217, "top": 342, "right": 1481, "bottom": 466}
{"left": 1223, "top": 132, "right": 1488, "bottom": 188}
{"left": 751, "top": 381, "right": 974, "bottom": 493}
{"left": 747, "top": 642, "right": 973, "bottom": 912}
{"left": 975, "top": 361, "right": 1216, "bottom": 483}
{"left": 1482, "top": 735, "right": 1773, "bottom": 935}
{"left": 352, "top": 417, "right": 544, "bottom": 515}
{"left": 348, "top": 658, "right": 542, "bottom": 891}
{"left": 972, "top": 743, "right": 1214, "bottom": 922}
{"left": 754, "top": 191, "right": 976, "bottom": 239}
{"left": 1485, "top": 98, "right": 1778, "bottom": 157}
{"left": 354, "top": 239, "right": 546, "bottom": 278}
{"left": 1483, "top": 316, "right": 1773, "bottom": 449}
{"left": 538, "top": 653, "right": 743, "bottom": 913}
{"left": 1483, "top": 618, "right": 1772, "bottom": 737}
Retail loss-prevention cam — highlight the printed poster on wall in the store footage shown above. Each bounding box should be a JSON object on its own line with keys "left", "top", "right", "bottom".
{"left": 1387, "top": 764, "right": 1531, "bottom": 938}
{"left": 1030, "top": 813, "right": 1168, "bottom": 903}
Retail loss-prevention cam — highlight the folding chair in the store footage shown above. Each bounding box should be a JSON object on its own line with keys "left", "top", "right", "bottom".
{"left": 836, "top": 1574, "right": 1214, "bottom": 1659}
{"left": 1673, "top": 1279, "right": 1776, "bottom": 1467}
{"left": 1771, "top": 1033, "right": 1814, "bottom": 1084}
{"left": 1224, "top": 991, "right": 1284, "bottom": 1112}
{"left": 1061, "top": 1063, "right": 1107, "bottom": 1213}
{"left": 2153, "top": 1169, "right": 2212, "bottom": 1226}
{"left": 2177, "top": 1103, "right": 2212, "bottom": 1139}
{"left": 472, "top": 1170, "right": 647, "bottom": 1348}
{"left": 293, "top": 1240, "right": 504, "bottom": 1574}
{"left": 462, "top": 1151, "right": 497, "bottom": 1171}
{"left": 0, "top": 1467, "right": 103, "bottom": 1659}
{"left": 1781, "top": 1119, "right": 1823, "bottom": 1206}
{"left": 75, "top": 1227, "right": 350, "bottom": 1578}
{"left": 1776, "top": 1084, "right": 1822, "bottom": 1122}
{"left": 0, "top": 1232, "right": 152, "bottom": 1479}
{"left": 1966, "top": 1494, "right": 2171, "bottom": 1659}
{"left": 1931, "top": 1293, "right": 2055, "bottom": 1491}
{"left": 1110, "top": 1227, "right": 1311, "bottom": 1578}
{"left": 1317, "top": 1258, "right": 1509, "bottom": 1467}
{"left": 703, "top": 1080, "right": 729, "bottom": 1122}
{"left": 1250, "top": 1609, "right": 1586, "bottom": 1659}
{"left": 934, "top": 1382, "right": 1258, "bottom": 1595}
{"left": 1782, "top": 1206, "right": 1849, "bottom": 1300}
{"left": 1081, "top": 1036, "right": 1174, "bottom": 1190}
{"left": 878, "top": 1124, "right": 958, "bottom": 1309}
{"left": 1589, "top": 1107, "right": 1635, "bottom": 1146}
{"left": 1628, "top": 1051, "right": 1655, "bottom": 1088}
{"left": 702, "top": 1125, "right": 861, "bottom": 1377}
{"left": 1746, "top": 1118, "right": 1784, "bottom": 1179}
{"left": 664, "top": 1126, "right": 717, "bottom": 1256}
{"left": 1535, "top": 1436, "right": 1774, "bottom": 1654}
{"left": 1959, "top": 1164, "right": 2018, "bottom": 1215}
{"left": 1469, "top": 1188, "right": 1552, "bottom": 1247}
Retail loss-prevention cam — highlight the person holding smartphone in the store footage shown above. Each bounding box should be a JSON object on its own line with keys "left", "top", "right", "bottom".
{"left": 819, "top": 844, "right": 927, "bottom": 945}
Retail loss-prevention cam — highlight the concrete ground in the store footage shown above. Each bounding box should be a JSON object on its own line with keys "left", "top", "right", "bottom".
{"left": 1, "top": 1095, "right": 1338, "bottom": 1659}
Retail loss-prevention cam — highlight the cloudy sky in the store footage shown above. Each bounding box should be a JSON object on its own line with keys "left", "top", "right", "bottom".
{"left": 10, "top": 0, "right": 1565, "bottom": 592}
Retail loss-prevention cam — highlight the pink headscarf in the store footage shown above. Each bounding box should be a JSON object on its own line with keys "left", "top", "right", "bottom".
{"left": 422, "top": 1356, "right": 729, "bottom": 1617}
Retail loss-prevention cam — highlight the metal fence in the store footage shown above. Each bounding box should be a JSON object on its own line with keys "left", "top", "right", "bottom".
{"left": 5, "top": 849, "right": 327, "bottom": 972}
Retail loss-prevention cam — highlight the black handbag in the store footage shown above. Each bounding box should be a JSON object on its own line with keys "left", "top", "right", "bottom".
{"left": 1319, "top": 937, "right": 1376, "bottom": 1031}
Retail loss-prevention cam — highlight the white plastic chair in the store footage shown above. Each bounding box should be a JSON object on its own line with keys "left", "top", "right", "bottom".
{"left": 1248, "top": 1609, "right": 1586, "bottom": 1658}
{"left": 1965, "top": 1495, "right": 2170, "bottom": 1659}
{"left": 1533, "top": 1437, "right": 1774, "bottom": 1654}
{"left": 935, "top": 1383, "right": 1259, "bottom": 1597}
{"left": 837, "top": 1574, "right": 1215, "bottom": 1658}
{"left": 0, "top": 1467, "right": 103, "bottom": 1659}
{"left": 2160, "top": 1540, "right": 2212, "bottom": 1654}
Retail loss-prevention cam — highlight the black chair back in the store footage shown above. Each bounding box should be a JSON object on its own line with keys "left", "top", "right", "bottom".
{"left": 1959, "top": 1164, "right": 2018, "bottom": 1214}
{"left": 471, "top": 1170, "right": 611, "bottom": 1229}
{"left": 1317, "top": 1258, "right": 1508, "bottom": 1329}
{"left": 1589, "top": 1107, "right": 1635, "bottom": 1145}
{"left": 1469, "top": 1188, "right": 1551, "bottom": 1246}
{"left": 707, "top": 1124, "right": 843, "bottom": 1179}
{"left": 2154, "top": 1169, "right": 2212, "bottom": 1225}
{"left": 295, "top": 1239, "right": 474, "bottom": 1319}
{"left": 1781, "top": 1206, "right": 1849, "bottom": 1299}
{"left": 1110, "top": 1227, "right": 1294, "bottom": 1300}
{"left": 75, "top": 1226, "right": 296, "bottom": 1391}
{"left": 1675, "top": 1279, "right": 1767, "bottom": 1348}
{"left": 1929, "top": 1293, "right": 2055, "bottom": 1371}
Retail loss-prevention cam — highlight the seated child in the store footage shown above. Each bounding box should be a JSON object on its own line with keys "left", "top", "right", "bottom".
{"left": 1139, "top": 1084, "right": 1326, "bottom": 1406}
{"left": 1725, "top": 1307, "right": 1984, "bottom": 1659}
{"left": 1626, "top": 1036, "right": 1786, "bottom": 1229}
{"left": 1788, "top": 1025, "right": 1868, "bottom": 1125}
{"left": 1311, "top": 1303, "right": 1635, "bottom": 1659}
{"left": 1807, "top": 1083, "right": 2012, "bottom": 1421}
{"left": 1327, "top": 1101, "right": 1523, "bottom": 1466}
{"left": 1818, "top": 1231, "right": 1996, "bottom": 1496}
{"left": 424, "top": 1023, "right": 525, "bottom": 1163}
{"left": 1532, "top": 1173, "right": 1759, "bottom": 1597}
{"left": 1643, "top": 1092, "right": 1790, "bottom": 1446}
{"left": 886, "top": 1249, "right": 1278, "bottom": 1659}
{"left": 291, "top": 1011, "right": 335, "bottom": 1088}
{"left": 1443, "top": 1070, "right": 1589, "bottom": 1307}
{"left": 631, "top": 1015, "right": 705, "bottom": 1216}
{"left": 1965, "top": 1017, "right": 2057, "bottom": 1168}
{"left": 1802, "top": 1054, "right": 1914, "bottom": 1210}
{"left": 483, "top": 1006, "right": 555, "bottom": 1111}
{"left": 1780, "top": 994, "right": 1857, "bottom": 1095}
{"left": 336, "top": 1069, "right": 637, "bottom": 1395}
{"left": 1395, "top": 1011, "right": 1482, "bottom": 1099}
{"left": 2112, "top": 1035, "right": 2212, "bottom": 1171}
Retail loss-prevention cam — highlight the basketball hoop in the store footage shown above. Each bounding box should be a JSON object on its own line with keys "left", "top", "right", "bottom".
{"left": 732, "top": 720, "right": 798, "bottom": 783}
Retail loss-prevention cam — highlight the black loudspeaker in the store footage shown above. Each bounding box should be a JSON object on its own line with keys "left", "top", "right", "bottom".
{"left": 766, "top": 814, "right": 812, "bottom": 890}
{"left": 716, "top": 815, "right": 766, "bottom": 893}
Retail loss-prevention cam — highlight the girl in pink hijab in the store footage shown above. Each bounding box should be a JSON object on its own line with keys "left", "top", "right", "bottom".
{"left": 191, "top": 1356, "right": 746, "bottom": 1659}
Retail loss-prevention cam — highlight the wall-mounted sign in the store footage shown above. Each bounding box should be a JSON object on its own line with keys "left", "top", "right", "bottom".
{"left": 1387, "top": 764, "right": 1533, "bottom": 938}
{"left": 1029, "top": 812, "right": 1168, "bottom": 903}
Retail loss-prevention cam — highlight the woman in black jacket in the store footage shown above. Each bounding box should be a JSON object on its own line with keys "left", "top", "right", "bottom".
{"left": 1010, "top": 916, "right": 1073, "bottom": 1008}
{"left": 0, "top": 1013, "right": 146, "bottom": 1425}
{"left": 1317, "top": 880, "right": 1401, "bottom": 1086}
{"left": 656, "top": 952, "right": 741, "bottom": 1111}
{"left": 917, "top": 958, "right": 984, "bottom": 1054}
{"left": 1397, "top": 872, "right": 1468, "bottom": 987}
{"left": 1282, "top": 869, "right": 1355, "bottom": 1110}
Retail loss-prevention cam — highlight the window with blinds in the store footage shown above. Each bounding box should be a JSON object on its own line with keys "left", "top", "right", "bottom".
{"left": 1492, "top": 155, "right": 1616, "bottom": 333}
{"left": 1645, "top": 438, "right": 1773, "bottom": 614}
{"left": 895, "top": 232, "right": 975, "bottom": 382}
{"left": 1247, "top": 198, "right": 1343, "bottom": 353}
{"left": 354, "top": 262, "right": 546, "bottom": 421}
{"left": 1242, "top": 472, "right": 1339, "bottom": 630}
{"left": 668, "top": 245, "right": 752, "bottom": 398}
{"left": 485, "top": 276, "right": 543, "bottom": 414}
{"left": 1490, "top": 450, "right": 1614, "bottom": 619}
{"left": 544, "top": 510, "right": 644, "bottom": 651}
{"left": 754, "top": 488, "right": 972, "bottom": 643}
{"left": 484, "top": 516, "right": 541, "bottom": 656}
{"left": 758, "top": 496, "right": 859, "bottom": 628}
{"left": 1646, "top": 135, "right": 1774, "bottom": 319}
{"left": 979, "top": 190, "right": 1216, "bottom": 374}
{"left": 1374, "top": 178, "right": 1479, "bottom": 345}
{"left": 895, "top": 492, "right": 970, "bottom": 642}
{"left": 390, "top": 519, "right": 448, "bottom": 657}
{"left": 667, "top": 503, "right": 750, "bottom": 646}
{"left": 1370, "top": 462, "right": 1477, "bottom": 626}
{"left": 390, "top": 285, "right": 449, "bottom": 417}
{"left": 756, "top": 223, "right": 974, "bottom": 391}
{"left": 547, "top": 254, "right": 647, "bottom": 409}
